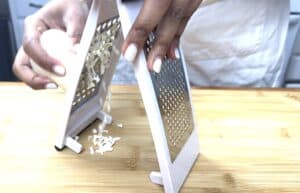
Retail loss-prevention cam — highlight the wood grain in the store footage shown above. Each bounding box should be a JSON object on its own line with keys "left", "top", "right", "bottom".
{"left": 0, "top": 83, "right": 300, "bottom": 193}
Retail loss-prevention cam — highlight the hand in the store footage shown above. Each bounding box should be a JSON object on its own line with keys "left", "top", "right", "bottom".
{"left": 13, "top": 0, "right": 90, "bottom": 89}
{"left": 122, "top": 0, "right": 202, "bottom": 73}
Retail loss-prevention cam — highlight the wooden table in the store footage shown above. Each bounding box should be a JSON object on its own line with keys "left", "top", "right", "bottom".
{"left": 1, "top": 83, "right": 300, "bottom": 193}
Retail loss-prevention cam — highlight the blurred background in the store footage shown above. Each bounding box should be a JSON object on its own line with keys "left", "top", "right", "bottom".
{"left": 0, "top": 0, "right": 16, "bottom": 81}
{"left": 0, "top": 0, "right": 300, "bottom": 87}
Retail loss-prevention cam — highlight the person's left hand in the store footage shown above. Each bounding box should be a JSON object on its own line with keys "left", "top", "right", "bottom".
{"left": 122, "top": 0, "right": 202, "bottom": 73}
{"left": 13, "top": 0, "right": 90, "bottom": 89}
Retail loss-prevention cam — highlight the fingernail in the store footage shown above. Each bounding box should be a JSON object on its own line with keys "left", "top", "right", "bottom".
{"left": 53, "top": 65, "right": 66, "bottom": 76}
{"left": 175, "top": 48, "right": 180, "bottom": 59}
{"left": 153, "top": 58, "right": 162, "bottom": 73}
{"left": 124, "top": 43, "right": 138, "bottom": 63}
{"left": 45, "top": 83, "right": 58, "bottom": 89}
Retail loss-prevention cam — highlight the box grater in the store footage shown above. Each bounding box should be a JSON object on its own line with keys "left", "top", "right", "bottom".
{"left": 55, "top": 0, "right": 199, "bottom": 192}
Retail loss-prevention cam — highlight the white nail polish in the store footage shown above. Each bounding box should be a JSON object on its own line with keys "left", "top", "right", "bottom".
{"left": 124, "top": 44, "right": 138, "bottom": 63}
{"left": 175, "top": 48, "right": 181, "bottom": 59}
{"left": 53, "top": 65, "right": 66, "bottom": 76}
{"left": 45, "top": 83, "right": 58, "bottom": 89}
{"left": 153, "top": 58, "right": 162, "bottom": 73}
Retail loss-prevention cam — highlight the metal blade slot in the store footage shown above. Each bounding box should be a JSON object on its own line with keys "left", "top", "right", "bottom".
{"left": 71, "top": 16, "right": 121, "bottom": 113}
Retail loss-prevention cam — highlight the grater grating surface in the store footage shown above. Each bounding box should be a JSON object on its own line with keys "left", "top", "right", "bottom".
{"left": 71, "top": 16, "right": 121, "bottom": 112}
{"left": 145, "top": 33, "right": 195, "bottom": 162}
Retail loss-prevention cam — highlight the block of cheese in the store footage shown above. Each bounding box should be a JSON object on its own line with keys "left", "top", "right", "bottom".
{"left": 30, "top": 29, "right": 78, "bottom": 89}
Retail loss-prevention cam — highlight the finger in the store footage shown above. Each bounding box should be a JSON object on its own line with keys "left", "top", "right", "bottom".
{"left": 122, "top": 0, "right": 171, "bottom": 63}
{"left": 168, "top": 0, "right": 201, "bottom": 59}
{"left": 166, "top": 17, "right": 190, "bottom": 59}
{"left": 64, "top": 3, "right": 89, "bottom": 44}
{"left": 13, "top": 47, "right": 57, "bottom": 90}
{"left": 176, "top": 0, "right": 202, "bottom": 38}
{"left": 23, "top": 15, "right": 66, "bottom": 76}
{"left": 167, "top": 38, "right": 180, "bottom": 59}
{"left": 148, "top": 0, "right": 194, "bottom": 72}
{"left": 175, "top": 0, "right": 202, "bottom": 38}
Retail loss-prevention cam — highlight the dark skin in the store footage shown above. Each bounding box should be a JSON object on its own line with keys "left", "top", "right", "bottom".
{"left": 13, "top": 0, "right": 202, "bottom": 89}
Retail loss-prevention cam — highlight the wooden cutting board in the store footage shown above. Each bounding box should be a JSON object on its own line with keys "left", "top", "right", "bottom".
{"left": 0, "top": 83, "right": 300, "bottom": 193}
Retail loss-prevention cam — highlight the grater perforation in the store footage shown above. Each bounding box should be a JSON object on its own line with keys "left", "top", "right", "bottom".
{"left": 144, "top": 33, "right": 195, "bottom": 162}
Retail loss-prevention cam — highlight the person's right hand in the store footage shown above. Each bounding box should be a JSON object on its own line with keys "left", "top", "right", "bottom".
{"left": 13, "top": 0, "right": 90, "bottom": 89}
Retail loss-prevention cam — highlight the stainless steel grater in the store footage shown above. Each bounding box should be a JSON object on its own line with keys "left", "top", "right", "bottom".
{"left": 145, "top": 33, "right": 195, "bottom": 162}
{"left": 117, "top": 1, "right": 200, "bottom": 193}
{"left": 55, "top": 0, "right": 123, "bottom": 153}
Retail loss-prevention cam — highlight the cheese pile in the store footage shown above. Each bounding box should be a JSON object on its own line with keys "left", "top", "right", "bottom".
{"left": 88, "top": 122, "right": 121, "bottom": 155}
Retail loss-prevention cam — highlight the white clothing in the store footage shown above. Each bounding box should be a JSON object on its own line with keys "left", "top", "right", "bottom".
{"left": 182, "top": 0, "right": 290, "bottom": 87}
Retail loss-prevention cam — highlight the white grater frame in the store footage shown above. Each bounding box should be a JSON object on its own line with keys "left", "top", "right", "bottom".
{"left": 54, "top": 0, "right": 123, "bottom": 153}
{"left": 117, "top": 1, "right": 200, "bottom": 193}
